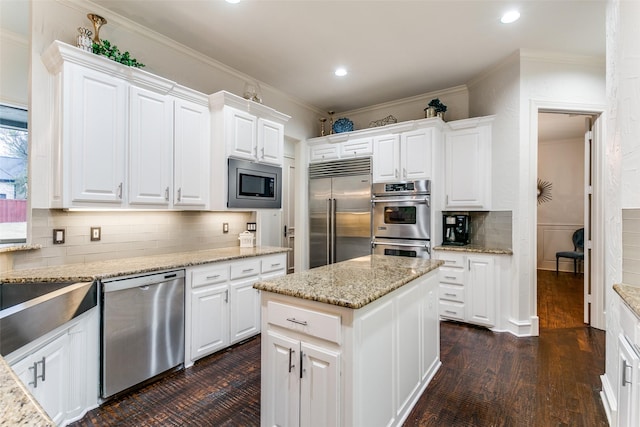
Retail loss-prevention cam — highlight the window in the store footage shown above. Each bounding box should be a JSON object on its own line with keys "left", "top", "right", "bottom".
{"left": 0, "top": 104, "right": 28, "bottom": 244}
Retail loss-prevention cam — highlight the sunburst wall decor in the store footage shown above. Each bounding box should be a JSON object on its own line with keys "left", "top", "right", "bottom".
{"left": 537, "top": 178, "right": 553, "bottom": 205}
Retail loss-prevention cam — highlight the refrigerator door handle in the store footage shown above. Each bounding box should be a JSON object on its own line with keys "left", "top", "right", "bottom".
{"left": 330, "top": 198, "right": 337, "bottom": 264}
{"left": 326, "top": 198, "right": 332, "bottom": 265}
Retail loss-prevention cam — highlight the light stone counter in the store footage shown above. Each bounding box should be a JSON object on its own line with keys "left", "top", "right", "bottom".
{"left": 614, "top": 283, "right": 640, "bottom": 318}
{"left": 0, "top": 357, "right": 53, "bottom": 426}
{"left": 433, "top": 244, "right": 513, "bottom": 255}
{"left": 254, "top": 254, "right": 443, "bottom": 309}
{"left": 0, "top": 246, "right": 289, "bottom": 283}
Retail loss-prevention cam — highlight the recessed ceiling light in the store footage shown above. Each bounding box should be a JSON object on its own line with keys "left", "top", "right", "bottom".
{"left": 501, "top": 10, "right": 520, "bottom": 24}
{"left": 335, "top": 68, "right": 347, "bottom": 77}
{"left": 226, "top": 0, "right": 240, "bottom": 4}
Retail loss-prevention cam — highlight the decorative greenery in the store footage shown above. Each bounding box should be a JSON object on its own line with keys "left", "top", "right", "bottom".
{"left": 427, "top": 98, "right": 447, "bottom": 113}
{"left": 92, "top": 39, "right": 145, "bottom": 68}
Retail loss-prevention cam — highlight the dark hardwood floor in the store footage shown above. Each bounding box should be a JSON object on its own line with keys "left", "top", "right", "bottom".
{"left": 71, "top": 270, "right": 607, "bottom": 426}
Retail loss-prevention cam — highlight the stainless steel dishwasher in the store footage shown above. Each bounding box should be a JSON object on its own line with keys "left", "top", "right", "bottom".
{"left": 101, "top": 270, "right": 185, "bottom": 399}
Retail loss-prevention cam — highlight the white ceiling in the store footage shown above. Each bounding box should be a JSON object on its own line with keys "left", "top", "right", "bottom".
{"left": 87, "top": 0, "right": 607, "bottom": 113}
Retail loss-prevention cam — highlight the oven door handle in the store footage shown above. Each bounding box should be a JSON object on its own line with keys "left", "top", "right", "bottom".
{"left": 372, "top": 240, "right": 431, "bottom": 251}
{"left": 371, "top": 197, "right": 430, "bottom": 205}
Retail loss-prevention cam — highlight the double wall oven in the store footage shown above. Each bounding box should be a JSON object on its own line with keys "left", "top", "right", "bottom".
{"left": 371, "top": 180, "right": 431, "bottom": 259}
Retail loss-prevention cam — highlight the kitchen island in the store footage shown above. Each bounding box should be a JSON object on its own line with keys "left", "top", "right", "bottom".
{"left": 253, "top": 255, "right": 443, "bottom": 427}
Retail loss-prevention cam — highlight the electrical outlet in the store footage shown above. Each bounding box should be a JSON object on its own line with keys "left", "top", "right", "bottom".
{"left": 53, "top": 228, "right": 65, "bottom": 244}
{"left": 91, "top": 226, "right": 101, "bottom": 241}
{"left": 223, "top": 223, "right": 229, "bottom": 233}
{"left": 247, "top": 222, "right": 257, "bottom": 232}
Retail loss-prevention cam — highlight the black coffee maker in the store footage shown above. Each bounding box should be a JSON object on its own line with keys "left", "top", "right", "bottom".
{"left": 442, "top": 213, "right": 470, "bottom": 246}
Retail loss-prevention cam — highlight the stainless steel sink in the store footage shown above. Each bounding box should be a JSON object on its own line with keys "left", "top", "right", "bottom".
{"left": 0, "top": 281, "right": 97, "bottom": 356}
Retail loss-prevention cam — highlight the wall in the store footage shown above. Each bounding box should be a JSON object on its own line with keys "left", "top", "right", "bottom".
{"left": 622, "top": 209, "right": 640, "bottom": 286}
{"left": 536, "top": 137, "right": 585, "bottom": 271}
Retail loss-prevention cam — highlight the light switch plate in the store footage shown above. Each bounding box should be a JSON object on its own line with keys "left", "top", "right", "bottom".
{"left": 90, "top": 227, "right": 101, "bottom": 241}
{"left": 223, "top": 223, "right": 229, "bottom": 233}
{"left": 247, "top": 222, "right": 257, "bottom": 231}
{"left": 53, "top": 228, "right": 65, "bottom": 244}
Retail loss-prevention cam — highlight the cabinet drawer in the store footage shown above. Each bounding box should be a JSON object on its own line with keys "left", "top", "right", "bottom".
{"left": 439, "top": 301, "right": 465, "bottom": 321}
{"left": 340, "top": 138, "right": 373, "bottom": 158}
{"left": 230, "top": 259, "right": 261, "bottom": 280}
{"left": 309, "top": 143, "right": 340, "bottom": 163}
{"left": 437, "top": 252, "right": 466, "bottom": 269}
{"left": 439, "top": 284, "right": 464, "bottom": 303}
{"left": 439, "top": 268, "right": 464, "bottom": 285}
{"left": 267, "top": 301, "right": 341, "bottom": 344}
{"left": 261, "top": 254, "right": 286, "bottom": 274}
{"left": 191, "top": 265, "right": 229, "bottom": 288}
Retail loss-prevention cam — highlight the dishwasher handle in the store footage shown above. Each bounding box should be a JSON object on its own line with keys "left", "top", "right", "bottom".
{"left": 102, "top": 270, "right": 185, "bottom": 293}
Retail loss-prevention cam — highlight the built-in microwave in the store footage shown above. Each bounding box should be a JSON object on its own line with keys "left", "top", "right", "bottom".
{"left": 227, "top": 158, "right": 282, "bottom": 209}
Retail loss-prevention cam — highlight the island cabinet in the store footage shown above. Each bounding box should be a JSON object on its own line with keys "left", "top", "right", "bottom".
{"left": 258, "top": 259, "right": 441, "bottom": 427}
{"left": 41, "top": 40, "right": 210, "bottom": 210}
{"left": 443, "top": 116, "right": 494, "bottom": 210}
{"left": 185, "top": 253, "right": 287, "bottom": 366}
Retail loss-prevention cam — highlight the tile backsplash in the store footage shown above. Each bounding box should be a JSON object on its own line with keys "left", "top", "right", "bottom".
{"left": 469, "top": 211, "right": 513, "bottom": 249}
{"left": 623, "top": 209, "right": 640, "bottom": 286}
{"left": 9, "top": 209, "right": 252, "bottom": 270}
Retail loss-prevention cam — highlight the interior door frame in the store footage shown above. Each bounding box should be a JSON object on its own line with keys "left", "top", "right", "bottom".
{"left": 529, "top": 100, "right": 607, "bottom": 332}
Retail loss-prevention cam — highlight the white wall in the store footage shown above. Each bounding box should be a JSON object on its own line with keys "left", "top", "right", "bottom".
{"left": 537, "top": 137, "right": 584, "bottom": 271}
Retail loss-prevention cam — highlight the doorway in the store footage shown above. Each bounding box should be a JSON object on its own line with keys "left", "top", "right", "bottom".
{"left": 282, "top": 139, "right": 296, "bottom": 274}
{"left": 535, "top": 110, "right": 599, "bottom": 330}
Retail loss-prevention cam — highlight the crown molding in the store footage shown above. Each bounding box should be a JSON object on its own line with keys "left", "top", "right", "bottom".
{"left": 0, "top": 28, "right": 28, "bottom": 46}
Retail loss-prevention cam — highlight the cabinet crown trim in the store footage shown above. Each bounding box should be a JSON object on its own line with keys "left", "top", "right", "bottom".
{"left": 209, "top": 90, "right": 291, "bottom": 124}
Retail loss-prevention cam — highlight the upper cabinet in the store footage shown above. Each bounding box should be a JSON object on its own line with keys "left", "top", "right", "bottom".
{"left": 373, "top": 127, "right": 434, "bottom": 183}
{"left": 42, "top": 41, "right": 210, "bottom": 210}
{"left": 208, "top": 91, "right": 290, "bottom": 210}
{"left": 444, "top": 116, "right": 494, "bottom": 210}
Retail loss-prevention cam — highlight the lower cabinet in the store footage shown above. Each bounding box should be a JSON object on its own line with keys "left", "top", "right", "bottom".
{"left": 436, "top": 251, "right": 497, "bottom": 328}
{"left": 7, "top": 308, "right": 99, "bottom": 426}
{"left": 261, "top": 269, "right": 440, "bottom": 427}
{"left": 186, "top": 253, "right": 287, "bottom": 366}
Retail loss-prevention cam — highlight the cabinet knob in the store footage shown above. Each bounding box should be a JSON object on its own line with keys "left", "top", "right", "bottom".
{"left": 177, "top": 188, "right": 182, "bottom": 202}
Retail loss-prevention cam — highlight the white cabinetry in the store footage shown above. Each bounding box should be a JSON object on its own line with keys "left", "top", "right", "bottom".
{"left": 308, "top": 137, "right": 373, "bottom": 163}
{"left": 436, "top": 250, "right": 496, "bottom": 328}
{"left": 372, "top": 128, "right": 433, "bottom": 183}
{"left": 261, "top": 269, "right": 440, "bottom": 427}
{"left": 617, "top": 300, "right": 640, "bottom": 427}
{"left": 185, "top": 253, "right": 287, "bottom": 366}
{"left": 7, "top": 308, "right": 99, "bottom": 426}
{"left": 41, "top": 40, "right": 210, "bottom": 210}
{"left": 209, "top": 91, "right": 290, "bottom": 210}
{"left": 444, "top": 116, "right": 494, "bottom": 210}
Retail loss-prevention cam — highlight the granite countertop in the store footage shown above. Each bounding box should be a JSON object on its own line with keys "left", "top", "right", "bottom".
{"left": 433, "top": 245, "right": 513, "bottom": 255}
{"left": 254, "top": 254, "right": 443, "bottom": 309}
{"left": 614, "top": 283, "right": 640, "bottom": 318}
{"left": 1, "top": 246, "right": 290, "bottom": 283}
{"left": 0, "top": 357, "right": 53, "bottom": 426}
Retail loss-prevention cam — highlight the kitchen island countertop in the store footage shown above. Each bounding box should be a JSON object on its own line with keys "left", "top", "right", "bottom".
{"left": 0, "top": 357, "right": 53, "bottom": 427}
{"left": 1, "top": 246, "right": 290, "bottom": 283}
{"left": 253, "top": 254, "right": 443, "bottom": 309}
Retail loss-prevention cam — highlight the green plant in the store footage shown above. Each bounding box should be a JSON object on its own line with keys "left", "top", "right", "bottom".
{"left": 92, "top": 39, "right": 145, "bottom": 68}
{"left": 427, "top": 98, "right": 447, "bottom": 113}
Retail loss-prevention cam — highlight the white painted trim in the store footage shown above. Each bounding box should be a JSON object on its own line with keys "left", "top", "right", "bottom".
{"left": 520, "top": 49, "right": 606, "bottom": 67}
{"left": 504, "top": 316, "right": 538, "bottom": 337}
{"left": 600, "top": 374, "right": 616, "bottom": 426}
{"left": 0, "top": 28, "right": 28, "bottom": 45}
{"left": 530, "top": 99, "right": 607, "bottom": 331}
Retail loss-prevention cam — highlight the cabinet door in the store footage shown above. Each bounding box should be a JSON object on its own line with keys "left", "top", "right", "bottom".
{"left": 618, "top": 334, "right": 640, "bottom": 427}
{"left": 401, "top": 128, "right": 432, "bottom": 180}
{"left": 12, "top": 334, "right": 68, "bottom": 425}
{"left": 66, "top": 64, "right": 127, "bottom": 205}
{"left": 300, "top": 341, "right": 340, "bottom": 427}
{"left": 229, "top": 276, "right": 261, "bottom": 344}
{"left": 466, "top": 255, "right": 495, "bottom": 327}
{"left": 445, "top": 127, "right": 489, "bottom": 209}
{"left": 341, "top": 137, "right": 373, "bottom": 159}
{"left": 422, "top": 284, "right": 440, "bottom": 380}
{"left": 258, "top": 118, "right": 284, "bottom": 165}
{"left": 263, "top": 331, "right": 300, "bottom": 427}
{"left": 129, "top": 86, "right": 173, "bottom": 206}
{"left": 395, "top": 280, "right": 422, "bottom": 416}
{"left": 309, "top": 143, "right": 340, "bottom": 163}
{"left": 373, "top": 134, "right": 400, "bottom": 182}
{"left": 226, "top": 107, "right": 257, "bottom": 160}
{"left": 191, "top": 283, "right": 229, "bottom": 359}
{"left": 174, "top": 99, "right": 210, "bottom": 208}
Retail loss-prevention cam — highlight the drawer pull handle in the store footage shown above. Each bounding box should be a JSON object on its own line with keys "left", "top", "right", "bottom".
{"left": 242, "top": 268, "right": 255, "bottom": 273}
{"left": 444, "top": 276, "right": 456, "bottom": 280}
{"left": 206, "top": 274, "right": 220, "bottom": 280}
{"left": 444, "top": 293, "right": 456, "bottom": 297}
{"left": 286, "top": 317, "right": 308, "bottom": 326}
{"left": 445, "top": 310, "right": 457, "bottom": 315}
{"left": 271, "top": 263, "right": 281, "bottom": 267}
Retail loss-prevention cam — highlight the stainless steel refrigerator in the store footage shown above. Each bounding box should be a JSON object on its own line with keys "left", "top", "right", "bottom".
{"left": 309, "top": 158, "right": 371, "bottom": 268}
